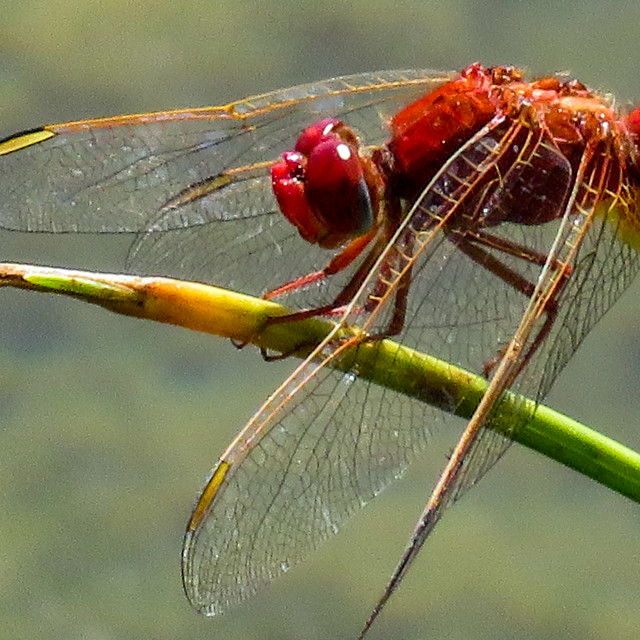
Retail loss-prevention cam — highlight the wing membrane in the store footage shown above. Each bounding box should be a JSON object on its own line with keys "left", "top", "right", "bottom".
{"left": 0, "top": 69, "right": 453, "bottom": 234}
{"left": 181, "top": 115, "right": 525, "bottom": 612}
{"left": 183, "top": 109, "right": 640, "bottom": 621}
{"left": 356, "top": 130, "right": 640, "bottom": 637}
{"left": 0, "top": 70, "right": 455, "bottom": 296}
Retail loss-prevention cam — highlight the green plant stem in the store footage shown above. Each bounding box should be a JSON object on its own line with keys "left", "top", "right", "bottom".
{"left": 1, "top": 261, "right": 639, "bottom": 503}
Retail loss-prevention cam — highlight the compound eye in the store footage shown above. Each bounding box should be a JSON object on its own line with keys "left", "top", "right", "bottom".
{"left": 294, "top": 118, "right": 342, "bottom": 156}
{"left": 304, "top": 137, "right": 374, "bottom": 242}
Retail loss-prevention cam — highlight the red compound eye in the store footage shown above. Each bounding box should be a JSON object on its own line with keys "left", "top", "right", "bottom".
{"left": 272, "top": 119, "right": 379, "bottom": 248}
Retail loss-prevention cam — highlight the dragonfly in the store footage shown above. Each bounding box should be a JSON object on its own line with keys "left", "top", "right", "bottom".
{"left": 1, "top": 63, "right": 639, "bottom": 637}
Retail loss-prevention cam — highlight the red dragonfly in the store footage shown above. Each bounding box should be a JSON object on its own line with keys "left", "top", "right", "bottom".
{"left": 1, "top": 63, "right": 639, "bottom": 637}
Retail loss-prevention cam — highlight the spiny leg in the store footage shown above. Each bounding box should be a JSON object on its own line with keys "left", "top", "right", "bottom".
{"left": 450, "top": 230, "right": 569, "bottom": 377}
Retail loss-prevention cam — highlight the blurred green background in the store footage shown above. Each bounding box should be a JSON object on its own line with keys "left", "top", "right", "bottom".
{"left": 1, "top": 1, "right": 639, "bottom": 639}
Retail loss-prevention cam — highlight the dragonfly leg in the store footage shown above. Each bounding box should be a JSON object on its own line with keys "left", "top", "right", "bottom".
{"left": 358, "top": 231, "right": 416, "bottom": 341}
{"left": 264, "top": 237, "right": 414, "bottom": 360}
{"left": 263, "top": 229, "right": 378, "bottom": 300}
{"left": 247, "top": 228, "right": 395, "bottom": 360}
{"left": 466, "top": 228, "right": 571, "bottom": 273}
{"left": 450, "top": 231, "right": 569, "bottom": 377}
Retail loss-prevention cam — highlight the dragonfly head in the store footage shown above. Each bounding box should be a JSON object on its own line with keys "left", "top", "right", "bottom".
{"left": 271, "top": 118, "right": 384, "bottom": 249}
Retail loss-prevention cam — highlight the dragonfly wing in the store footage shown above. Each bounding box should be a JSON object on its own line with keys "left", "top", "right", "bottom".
{"left": 181, "top": 115, "right": 537, "bottom": 612}
{"left": 182, "top": 353, "right": 460, "bottom": 613}
{"left": 0, "top": 69, "right": 452, "bottom": 234}
{"left": 185, "top": 92, "right": 640, "bottom": 622}
{"left": 0, "top": 70, "right": 455, "bottom": 293}
{"left": 393, "top": 127, "right": 640, "bottom": 543}
{"left": 357, "top": 131, "right": 640, "bottom": 637}
{"left": 491, "top": 145, "right": 639, "bottom": 406}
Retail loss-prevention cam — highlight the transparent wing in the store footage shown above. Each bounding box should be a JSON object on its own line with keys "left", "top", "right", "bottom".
{"left": 182, "top": 115, "right": 640, "bottom": 618}
{"left": 182, "top": 359, "right": 449, "bottom": 612}
{"left": 356, "top": 135, "right": 640, "bottom": 638}
{"left": 388, "top": 132, "right": 640, "bottom": 544}
{"left": 0, "top": 69, "right": 455, "bottom": 296}
{"left": 180, "top": 116, "right": 541, "bottom": 612}
{"left": 179, "top": 130, "right": 483, "bottom": 613}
